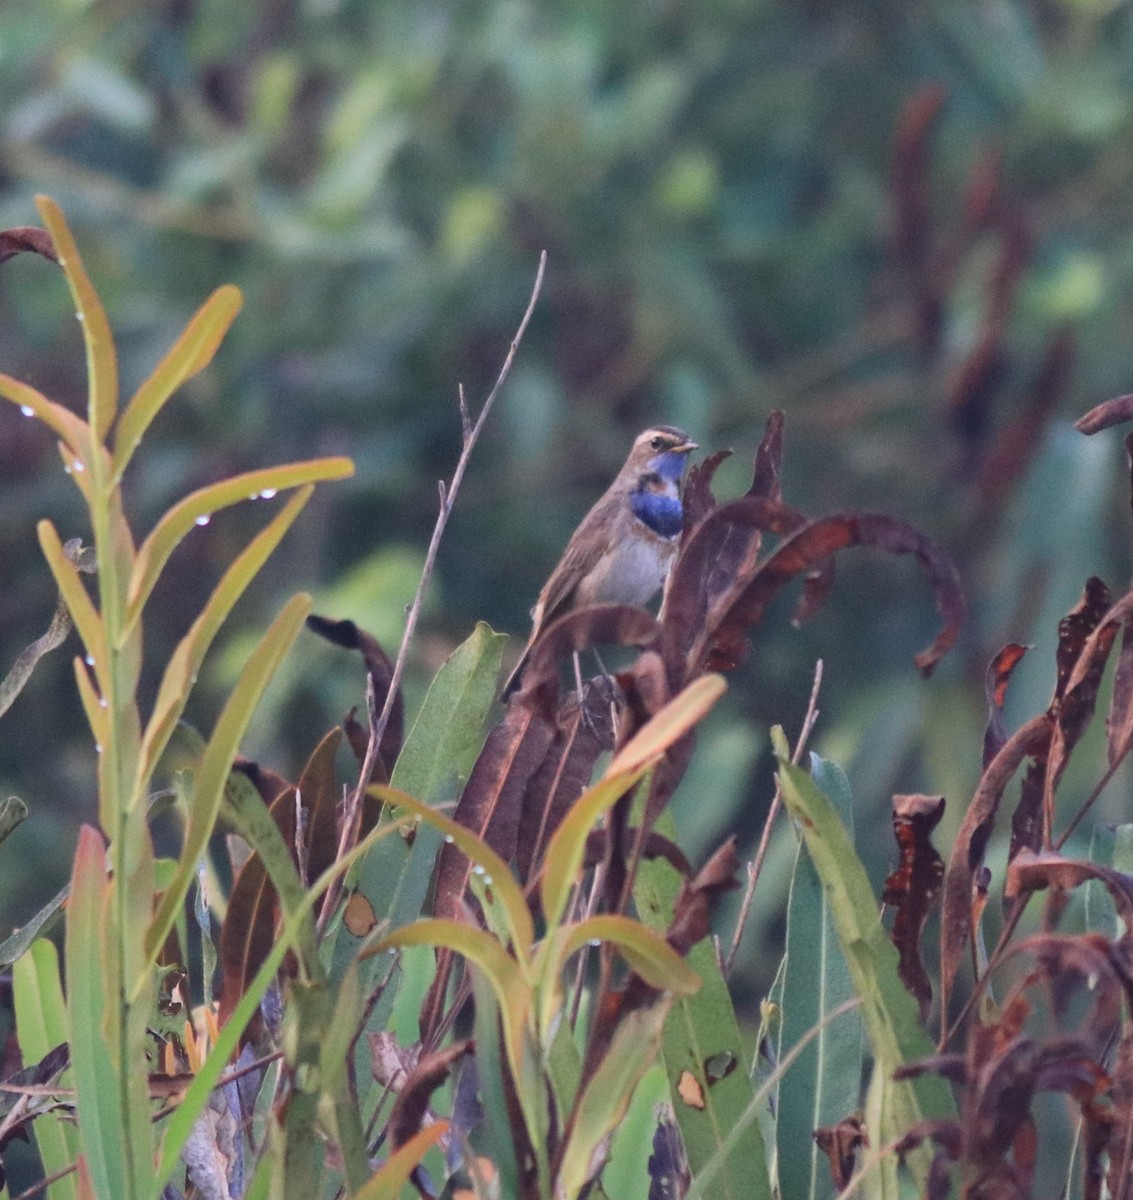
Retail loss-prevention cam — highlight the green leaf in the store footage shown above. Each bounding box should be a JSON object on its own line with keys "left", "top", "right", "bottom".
{"left": 36, "top": 196, "right": 118, "bottom": 444}
{"left": 777, "top": 754, "right": 863, "bottom": 1200}
{"left": 156, "top": 814, "right": 398, "bottom": 1185}
{"left": 219, "top": 766, "right": 319, "bottom": 971}
{"left": 12, "top": 939, "right": 78, "bottom": 1200}
{"left": 774, "top": 739, "right": 955, "bottom": 1190}
{"left": 557, "top": 1001, "right": 671, "bottom": 1200}
{"left": 0, "top": 883, "right": 69, "bottom": 969}
{"left": 390, "top": 620, "right": 506, "bottom": 803}
{"left": 112, "top": 284, "right": 243, "bottom": 482}
{"left": 66, "top": 826, "right": 128, "bottom": 1200}
{"left": 126, "top": 459, "right": 353, "bottom": 630}
{"left": 138, "top": 486, "right": 314, "bottom": 780}
{"left": 143, "top": 592, "right": 312, "bottom": 977}
{"left": 635, "top": 817, "right": 771, "bottom": 1200}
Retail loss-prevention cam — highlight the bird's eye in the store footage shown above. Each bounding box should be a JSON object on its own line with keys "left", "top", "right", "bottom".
{"left": 650, "top": 436, "right": 665, "bottom": 451}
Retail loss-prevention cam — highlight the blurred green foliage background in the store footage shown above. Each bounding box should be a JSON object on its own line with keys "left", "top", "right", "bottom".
{"left": 3, "top": 0, "right": 1133, "bottom": 996}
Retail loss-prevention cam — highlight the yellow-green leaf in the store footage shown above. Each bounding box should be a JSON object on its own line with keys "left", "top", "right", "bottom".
{"left": 539, "top": 766, "right": 650, "bottom": 931}
{"left": 37, "top": 521, "right": 108, "bottom": 693}
{"left": 555, "top": 915, "right": 701, "bottom": 995}
{"left": 0, "top": 373, "right": 91, "bottom": 464}
{"left": 36, "top": 196, "right": 118, "bottom": 444}
{"left": 138, "top": 486, "right": 314, "bottom": 780}
{"left": 112, "top": 285, "right": 243, "bottom": 482}
{"left": 143, "top": 593, "right": 312, "bottom": 979}
{"left": 126, "top": 458, "right": 353, "bottom": 630}
{"left": 557, "top": 1001, "right": 670, "bottom": 1200}
{"left": 352, "top": 1121, "right": 449, "bottom": 1200}
{"left": 367, "top": 785, "right": 534, "bottom": 957}
{"left": 607, "top": 674, "right": 727, "bottom": 775}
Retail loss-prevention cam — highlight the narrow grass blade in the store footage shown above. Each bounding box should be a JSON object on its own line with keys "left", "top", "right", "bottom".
{"left": 608, "top": 674, "right": 727, "bottom": 775}
{"left": 36, "top": 522, "right": 108, "bottom": 693}
{"left": 12, "top": 939, "right": 78, "bottom": 1200}
{"left": 156, "top": 816, "right": 398, "bottom": 1184}
{"left": 112, "top": 285, "right": 243, "bottom": 481}
{"left": 539, "top": 767, "right": 649, "bottom": 931}
{"left": 139, "top": 486, "right": 314, "bottom": 778}
{"left": 0, "top": 373, "right": 91, "bottom": 463}
{"left": 367, "top": 786, "right": 533, "bottom": 956}
{"left": 144, "top": 593, "right": 312, "bottom": 975}
{"left": 66, "top": 826, "right": 127, "bottom": 1200}
{"left": 35, "top": 197, "right": 117, "bottom": 443}
{"left": 127, "top": 459, "right": 352, "bottom": 627}
{"left": 557, "top": 1002, "right": 670, "bottom": 1200}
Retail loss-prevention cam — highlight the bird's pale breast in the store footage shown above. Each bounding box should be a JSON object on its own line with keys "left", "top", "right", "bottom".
{"left": 574, "top": 528, "right": 676, "bottom": 607}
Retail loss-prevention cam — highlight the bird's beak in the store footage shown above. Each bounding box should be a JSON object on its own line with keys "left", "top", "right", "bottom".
{"left": 676, "top": 439, "right": 698, "bottom": 455}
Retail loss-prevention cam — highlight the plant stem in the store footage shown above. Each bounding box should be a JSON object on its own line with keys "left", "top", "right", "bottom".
{"left": 319, "top": 251, "right": 547, "bottom": 929}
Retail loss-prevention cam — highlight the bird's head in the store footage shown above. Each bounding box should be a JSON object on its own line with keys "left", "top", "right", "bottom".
{"left": 627, "top": 425, "right": 698, "bottom": 484}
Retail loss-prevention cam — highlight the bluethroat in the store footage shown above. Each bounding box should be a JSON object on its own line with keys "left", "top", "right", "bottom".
{"left": 501, "top": 425, "right": 698, "bottom": 699}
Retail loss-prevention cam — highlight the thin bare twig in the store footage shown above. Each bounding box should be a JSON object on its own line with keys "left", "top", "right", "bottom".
{"left": 318, "top": 251, "right": 547, "bottom": 930}
{"left": 723, "top": 659, "right": 824, "bottom": 977}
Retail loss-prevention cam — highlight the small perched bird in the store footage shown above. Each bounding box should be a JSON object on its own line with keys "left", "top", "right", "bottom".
{"left": 502, "top": 424, "right": 698, "bottom": 699}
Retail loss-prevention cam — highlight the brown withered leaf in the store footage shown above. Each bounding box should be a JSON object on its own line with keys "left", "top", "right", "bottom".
{"left": 421, "top": 699, "right": 557, "bottom": 1045}
{"left": 305, "top": 614, "right": 403, "bottom": 778}
{"left": 939, "top": 714, "right": 1053, "bottom": 1028}
{"left": 342, "top": 890, "right": 378, "bottom": 937}
{"left": 218, "top": 787, "right": 297, "bottom": 1031}
{"left": 515, "top": 604, "right": 660, "bottom": 710}
{"left": 1076, "top": 392, "right": 1133, "bottom": 436}
{"left": 680, "top": 448, "right": 733, "bottom": 538}
{"left": 1005, "top": 759, "right": 1044, "bottom": 878}
{"left": 647, "top": 1110, "right": 689, "bottom": 1200}
{"left": 433, "top": 703, "right": 557, "bottom": 923}
{"left": 1006, "top": 851, "right": 1133, "bottom": 964}
{"left": 708, "top": 510, "right": 966, "bottom": 679}
{"left": 977, "top": 329, "right": 1074, "bottom": 509}
{"left": 890, "top": 84, "right": 948, "bottom": 355}
{"left": 387, "top": 1039, "right": 472, "bottom": 1152}
{"left": 0, "top": 227, "right": 58, "bottom": 266}
{"left": 661, "top": 494, "right": 811, "bottom": 685}
{"left": 515, "top": 696, "right": 608, "bottom": 883}
{"left": 983, "top": 644, "right": 1029, "bottom": 768}
{"left": 1108, "top": 597, "right": 1133, "bottom": 769}
{"left": 814, "top": 1115, "right": 866, "bottom": 1191}
{"left": 1106, "top": 1026, "right": 1133, "bottom": 1199}
{"left": 1051, "top": 577, "right": 1111, "bottom": 713}
{"left": 232, "top": 758, "right": 291, "bottom": 808}
{"left": 296, "top": 727, "right": 342, "bottom": 887}
{"left": 749, "top": 409, "right": 785, "bottom": 502}
{"left": 962, "top": 148, "right": 1004, "bottom": 235}
{"left": 948, "top": 330, "right": 1006, "bottom": 465}
{"left": 668, "top": 838, "right": 741, "bottom": 957}
{"left": 883, "top": 794, "right": 945, "bottom": 1022}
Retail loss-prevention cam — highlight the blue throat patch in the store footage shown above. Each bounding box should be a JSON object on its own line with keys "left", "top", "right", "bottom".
{"left": 651, "top": 449, "right": 689, "bottom": 482}
{"left": 631, "top": 488, "right": 683, "bottom": 538}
